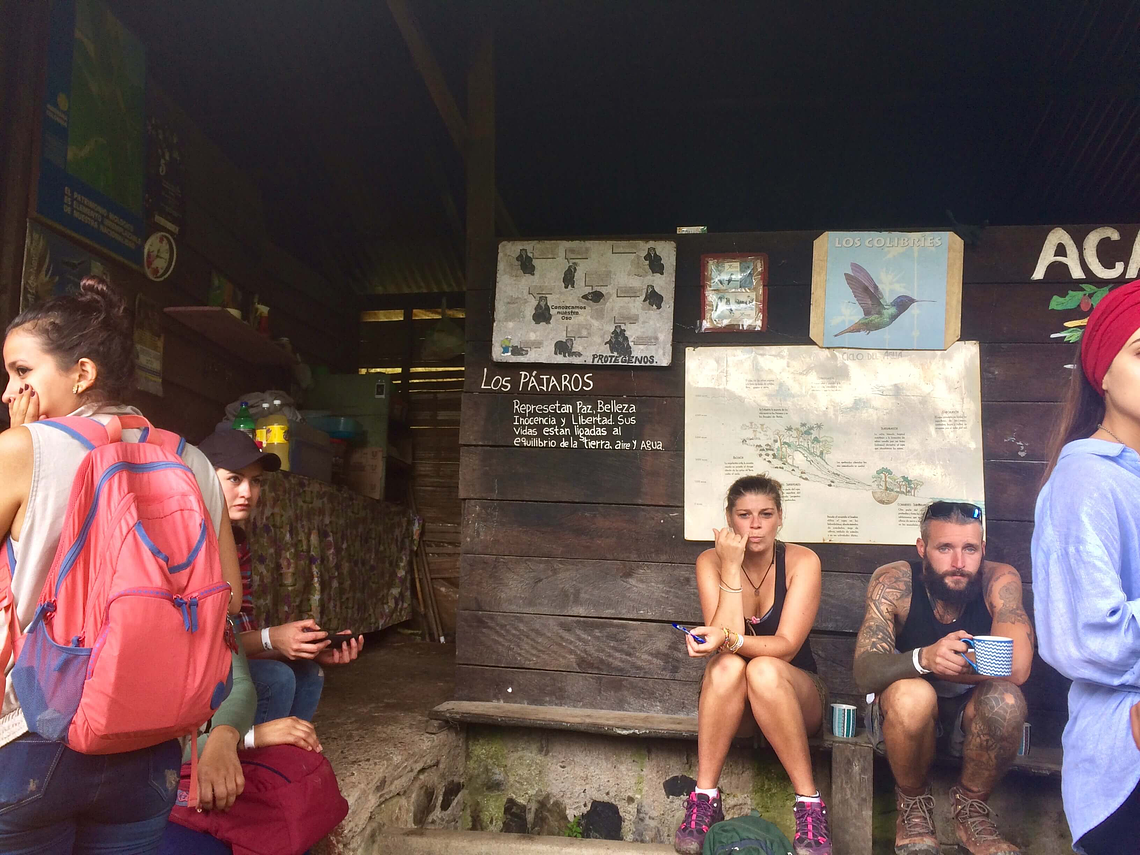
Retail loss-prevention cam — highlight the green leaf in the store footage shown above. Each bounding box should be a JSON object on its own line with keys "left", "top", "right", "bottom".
{"left": 1063, "top": 328, "right": 1083, "bottom": 343}
{"left": 1049, "top": 290, "right": 1088, "bottom": 310}
{"left": 1090, "top": 287, "right": 1112, "bottom": 307}
{"left": 1080, "top": 283, "right": 1101, "bottom": 292}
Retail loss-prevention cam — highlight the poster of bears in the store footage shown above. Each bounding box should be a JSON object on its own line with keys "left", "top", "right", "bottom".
{"left": 492, "top": 240, "right": 676, "bottom": 365}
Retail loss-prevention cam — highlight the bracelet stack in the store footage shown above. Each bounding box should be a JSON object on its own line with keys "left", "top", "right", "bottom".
{"left": 720, "top": 626, "right": 744, "bottom": 654}
{"left": 719, "top": 581, "right": 743, "bottom": 593}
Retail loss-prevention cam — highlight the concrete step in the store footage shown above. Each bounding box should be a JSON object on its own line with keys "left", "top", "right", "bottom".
{"left": 374, "top": 829, "right": 676, "bottom": 854}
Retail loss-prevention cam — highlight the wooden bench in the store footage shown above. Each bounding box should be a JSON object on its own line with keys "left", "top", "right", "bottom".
{"left": 451, "top": 557, "right": 1067, "bottom": 850}
{"left": 432, "top": 697, "right": 1061, "bottom": 855}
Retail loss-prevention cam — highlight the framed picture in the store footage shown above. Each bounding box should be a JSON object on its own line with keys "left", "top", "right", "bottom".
{"left": 699, "top": 253, "right": 768, "bottom": 332}
{"left": 810, "top": 232, "right": 963, "bottom": 350}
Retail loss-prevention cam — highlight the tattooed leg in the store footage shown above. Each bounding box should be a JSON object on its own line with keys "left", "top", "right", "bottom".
{"left": 958, "top": 680, "right": 1027, "bottom": 798}
{"left": 880, "top": 678, "right": 939, "bottom": 792}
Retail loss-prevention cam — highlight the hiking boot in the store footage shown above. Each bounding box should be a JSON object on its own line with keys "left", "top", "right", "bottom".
{"left": 950, "top": 784, "right": 1020, "bottom": 855}
{"left": 792, "top": 799, "right": 832, "bottom": 854}
{"left": 674, "top": 791, "right": 724, "bottom": 855}
{"left": 894, "top": 786, "right": 938, "bottom": 855}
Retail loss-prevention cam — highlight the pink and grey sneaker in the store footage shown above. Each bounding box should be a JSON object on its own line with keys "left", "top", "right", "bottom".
{"left": 674, "top": 791, "right": 724, "bottom": 855}
{"left": 792, "top": 799, "right": 832, "bottom": 855}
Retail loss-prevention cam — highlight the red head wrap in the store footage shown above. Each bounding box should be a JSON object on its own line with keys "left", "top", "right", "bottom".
{"left": 1081, "top": 279, "right": 1140, "bottom": 394}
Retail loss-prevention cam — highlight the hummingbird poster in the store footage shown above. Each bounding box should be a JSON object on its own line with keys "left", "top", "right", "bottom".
{"left": 810, "top": 231, "right": 964, "bottom": 350}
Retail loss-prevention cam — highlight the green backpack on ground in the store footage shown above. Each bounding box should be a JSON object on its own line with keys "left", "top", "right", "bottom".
{"left": 702, "top": 809, "right": 794, "bottom": 855}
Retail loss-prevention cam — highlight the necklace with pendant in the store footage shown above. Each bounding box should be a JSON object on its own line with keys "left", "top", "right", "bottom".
{"left": 741, "top": 552, "right": 775, "bottom": 597}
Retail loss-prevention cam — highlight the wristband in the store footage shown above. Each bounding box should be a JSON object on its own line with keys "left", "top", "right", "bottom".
{"left": 261, "top": 627, "right": 273, "bottom": 651}
{"left": 912, "top": 647, "right": 931, "bottom": 675}
{"left": 244, "top": 728, "right": 256, "bottom": 750}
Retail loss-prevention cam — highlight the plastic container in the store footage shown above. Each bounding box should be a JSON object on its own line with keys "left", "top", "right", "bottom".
{"left": 231, "top": 402, "right": 256, "bottom": 442}
{"left": 306, "top": 415, "right": 363, "bottom": 440}
{"left": 256, "top": 400, "right": 291, "bottom": 471}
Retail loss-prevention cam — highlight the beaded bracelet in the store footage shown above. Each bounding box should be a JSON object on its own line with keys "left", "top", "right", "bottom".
{"left": 719, "top": 627, "right": 734, "bottom": 652}
{"left": 720, "top": 627, "right": 744, "bottom": 654}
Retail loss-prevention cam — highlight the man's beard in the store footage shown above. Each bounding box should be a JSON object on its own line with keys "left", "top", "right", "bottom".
{"left": 922, "top": 557, "right": 983, "bottom": 606}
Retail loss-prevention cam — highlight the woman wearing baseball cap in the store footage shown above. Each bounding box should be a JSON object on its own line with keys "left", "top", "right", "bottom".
{"left": 198, "top": 428, "right": 362, "bottom": 726}
{"left": 1034, "top": 278, "right": 1140, "bottom": 854}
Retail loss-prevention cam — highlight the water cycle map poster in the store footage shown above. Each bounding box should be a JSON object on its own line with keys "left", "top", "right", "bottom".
{"left": 492, "top": 240, "right": 676, "bottom": 366}
{"left": 684, "top": 342, "right": 984, "bottom": 544}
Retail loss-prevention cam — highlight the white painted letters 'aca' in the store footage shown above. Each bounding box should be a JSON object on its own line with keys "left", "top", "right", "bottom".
{"left": 1031, "top": 226, "right": 1140, "bottom": 280}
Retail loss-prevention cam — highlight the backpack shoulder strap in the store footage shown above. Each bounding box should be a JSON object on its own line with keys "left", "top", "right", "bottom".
{"left": 0, "top": 538, "right": 19, "bottom": 666}
{"left": 37, "top": 417, "right": 109, "bottom": 451}
{"left": 148, "top": 428, "right": 188, "bottom": 459}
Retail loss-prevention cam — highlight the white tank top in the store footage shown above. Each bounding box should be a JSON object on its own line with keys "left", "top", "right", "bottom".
{"left": 1, "top": 406, "right": 226, "bottom": 720}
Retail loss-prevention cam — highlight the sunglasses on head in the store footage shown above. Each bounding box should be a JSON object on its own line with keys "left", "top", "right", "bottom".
{"left": 922, "top": 501, "right": 983, "bottom": 523}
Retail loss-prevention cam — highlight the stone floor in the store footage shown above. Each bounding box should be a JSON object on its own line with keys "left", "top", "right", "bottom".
{"left": 312, "top": 632, "right": 464, "bottom": 854}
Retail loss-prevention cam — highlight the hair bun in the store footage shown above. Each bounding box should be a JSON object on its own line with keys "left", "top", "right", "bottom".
{"left": 78, "top": 275, "right": 130, "bottom": 325}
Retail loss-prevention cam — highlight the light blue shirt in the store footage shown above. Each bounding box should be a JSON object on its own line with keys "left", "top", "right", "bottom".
{"left": 1033, "top": 439, "right": 1140, "bottom": 851}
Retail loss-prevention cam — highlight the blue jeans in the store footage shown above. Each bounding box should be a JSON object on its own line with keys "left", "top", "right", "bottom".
{"left": 247, "top": 658, "right": 324, "bottom": 724}
{"left": 0, "top": 734, "right": 181, "bottom": 854}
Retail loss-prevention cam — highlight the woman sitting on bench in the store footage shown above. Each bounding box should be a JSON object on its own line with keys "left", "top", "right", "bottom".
{"left": 674, "top": 475, "right": 831, "bottom": 855}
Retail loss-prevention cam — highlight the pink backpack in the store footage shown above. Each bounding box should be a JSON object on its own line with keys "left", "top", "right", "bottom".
{"left": 0, "top": 415, "right": 232, "bottom": 767}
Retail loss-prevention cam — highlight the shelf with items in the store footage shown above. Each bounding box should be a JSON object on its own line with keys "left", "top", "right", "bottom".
{"left": 164, "top": 306, "right": 294, "bottom": 368}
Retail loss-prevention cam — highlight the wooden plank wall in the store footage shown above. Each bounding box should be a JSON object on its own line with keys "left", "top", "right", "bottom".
{"left": 0, "top": 7, "right": 358, "bottom": 441}
{"left": 412, "top": 389, "right": 462, "bottom": 582}
{"left": 458, "top": 224, "right": 1140, "bottom": 747}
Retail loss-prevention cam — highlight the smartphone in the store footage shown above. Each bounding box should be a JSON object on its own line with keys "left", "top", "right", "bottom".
{"left": 321, "top": 630, "right": 356, "bottom": 642}
{"left": 671, "top": 623, "right": 706, "bottom": 644}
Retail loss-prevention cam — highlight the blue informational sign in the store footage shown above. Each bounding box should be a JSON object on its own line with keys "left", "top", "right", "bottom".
{"left": 36, "top": 0, "right": 147, "bottom": 267}
{"left": 817, "top": 231, "right": 959, "bottom": 350}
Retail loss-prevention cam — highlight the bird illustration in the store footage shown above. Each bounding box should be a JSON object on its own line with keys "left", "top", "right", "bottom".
{"left": 834, "top": 263, "right": 933, "bottom": 336}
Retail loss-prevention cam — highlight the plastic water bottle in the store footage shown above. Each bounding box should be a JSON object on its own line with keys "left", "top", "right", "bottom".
{"left": 257, "top": 400, "right": 291, "bottom": 470}
{"left": 232, "top": 401, "right": 257, "bottom": 443}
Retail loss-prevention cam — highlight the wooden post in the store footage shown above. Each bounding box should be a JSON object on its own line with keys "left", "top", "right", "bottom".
{"left": 400, "top": 306, "right": 414, "bottom": 410}
{"left": 465, "top": 8, "right": 496, "bottom": 293}
{"left": 0, "top": 1, "right": 45, "bottom": 327}
{"left": 830, "top": 741, "right": 874, "bottom": 855}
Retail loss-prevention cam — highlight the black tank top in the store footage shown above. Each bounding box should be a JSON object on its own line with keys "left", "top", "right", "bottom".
{"left": 744, "top": 542, "right": 817, "bottom": 673}
{"left": 895, "top": 560, "right": 991, "bottom": 651}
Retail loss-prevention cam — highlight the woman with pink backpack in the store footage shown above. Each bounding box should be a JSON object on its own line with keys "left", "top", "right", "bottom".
{"left": 0, "top": 277, "right": 243, "bottom": 854}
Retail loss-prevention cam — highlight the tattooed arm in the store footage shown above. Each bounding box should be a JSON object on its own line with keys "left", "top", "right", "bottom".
{"left": 853, "top": 561, "right": 920, "bottom": 695}
{"left": 985, "top": 561, "right": 1035, "bottom": 685}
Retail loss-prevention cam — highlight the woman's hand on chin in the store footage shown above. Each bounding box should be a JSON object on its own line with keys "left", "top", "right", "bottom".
{"left": 6, "top": 386, "right": 39, "bottom": 428}
{"left": 712, "top": 527, "right": 747, "bottom": 569}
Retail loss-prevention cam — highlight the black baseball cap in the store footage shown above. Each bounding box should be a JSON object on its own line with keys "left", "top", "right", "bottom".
{"left": 198, "top": 428, "right": 281, "bottom": 473}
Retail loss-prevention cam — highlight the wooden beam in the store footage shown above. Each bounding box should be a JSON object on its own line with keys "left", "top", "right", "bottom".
{"left": 386, "top": 0, "right": 517, "bottom": 237}
{"left": 360, "top": 291, "right": 466, "bottom": 311}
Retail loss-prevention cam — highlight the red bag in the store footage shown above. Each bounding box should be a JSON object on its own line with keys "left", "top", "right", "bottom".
{"left": 169, "top": 745, "right": 349, "bottom": 855}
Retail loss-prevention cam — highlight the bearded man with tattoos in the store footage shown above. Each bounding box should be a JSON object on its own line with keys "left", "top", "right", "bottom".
{"left": 852, "top": 502, "right": 1034, "bottom": 855}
